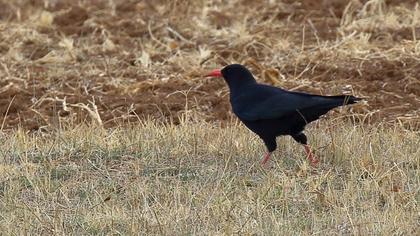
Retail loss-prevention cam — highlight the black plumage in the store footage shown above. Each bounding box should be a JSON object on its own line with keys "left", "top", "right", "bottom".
{"left": 207, "top": 64, "right": 361, "bottom": 166}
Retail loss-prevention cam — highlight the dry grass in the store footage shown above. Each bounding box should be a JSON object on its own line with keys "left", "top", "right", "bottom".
{"left": 0, "top": 119, "right": 418, "bottom": 235}
{"left": 0, "top": 0, "right": 419, "bottom": 130}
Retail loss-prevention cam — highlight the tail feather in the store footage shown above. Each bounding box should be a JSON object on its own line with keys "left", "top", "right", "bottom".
{"left": 342, "top": 95, "right": 362, "bottom": 105}
{"left": 323, "top": 95, "right": 362, "bottom": 105}
{"left": 300, "top": 95, "right": 362, "bottom": 124}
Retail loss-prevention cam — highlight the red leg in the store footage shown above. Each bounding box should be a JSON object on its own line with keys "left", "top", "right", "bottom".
{"left": 304, "top": 145, "right": 319, "bottom": 167}
{"left": 261, "top": 152, "right": 272, "bottom": 165}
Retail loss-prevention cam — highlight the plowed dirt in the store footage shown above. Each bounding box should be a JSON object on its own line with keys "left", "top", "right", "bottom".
{"left": 0, "top": 0, "right": 419, "bottom": 130}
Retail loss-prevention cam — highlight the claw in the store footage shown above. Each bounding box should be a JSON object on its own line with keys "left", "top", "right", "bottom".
{"left": 304, "top": 145, "right": 319, "bottom": 167}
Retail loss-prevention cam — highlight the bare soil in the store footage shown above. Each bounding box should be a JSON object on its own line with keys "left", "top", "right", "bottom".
{"left": 0, "top": 0, "right": 419, "bottom": 130}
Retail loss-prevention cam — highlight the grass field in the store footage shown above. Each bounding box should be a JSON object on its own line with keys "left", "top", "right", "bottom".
{"left": 0, "top": 0, "right": 420, "bottom": 235}
{"left": 0, "top": 120, "right": 418, "bottom": 235}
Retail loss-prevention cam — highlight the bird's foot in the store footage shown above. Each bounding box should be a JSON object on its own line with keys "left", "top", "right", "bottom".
{"left": 309, "top": 157, "right": 319, "bottom": 167}
{"left": 304, "top": 145, "right": 319, "bottom": 167}
{"left": 261, "top": 152, "right": 272, "bottom": 167}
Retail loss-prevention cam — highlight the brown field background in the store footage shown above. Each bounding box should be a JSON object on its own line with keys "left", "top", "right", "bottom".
{"left": 0, "top": 1, "right": 419, "bottom": 235}
{"left": 0, "top": 0, "right": 419, "bottom": 130}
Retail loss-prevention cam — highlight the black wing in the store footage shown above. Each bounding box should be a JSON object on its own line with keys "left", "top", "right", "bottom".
{"left": 232, "top": 84, "right": 360, "bottom": 121}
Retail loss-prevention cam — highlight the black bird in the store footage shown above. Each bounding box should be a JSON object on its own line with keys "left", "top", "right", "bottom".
{"left": 206, "top": 64, "right": 361, "bottom": 166}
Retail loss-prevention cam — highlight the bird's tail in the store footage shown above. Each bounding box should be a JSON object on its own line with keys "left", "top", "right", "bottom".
{"left": 343, "top": 95, "right": 362, "bottom": 105}
{"left": 326, "top": 95, "right": 362, "bottom": 106}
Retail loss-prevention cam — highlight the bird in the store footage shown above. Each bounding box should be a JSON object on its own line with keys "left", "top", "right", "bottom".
{"left": 206, "top": 64, "right": 361, "bottom": 167}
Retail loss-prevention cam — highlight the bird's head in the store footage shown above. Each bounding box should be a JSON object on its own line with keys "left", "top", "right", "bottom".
{"left": 206, "top": 64, "right": 256, "bottom": 90}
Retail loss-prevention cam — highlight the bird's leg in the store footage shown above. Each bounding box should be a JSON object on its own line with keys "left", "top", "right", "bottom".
{"left": 292, "top": 132, "right": 319, "bottom": 167}
{"left": 261, "top": 137, "right": 277, "bottom": 166}
{"left": 304, "top": 144, "right": 319, "bottom": 167}
{"left": 261, "top": 152, "right": 272, "bottom": 165}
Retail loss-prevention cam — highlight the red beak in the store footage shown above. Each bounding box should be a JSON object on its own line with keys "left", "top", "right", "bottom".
{"left": 206, "top": 69, "right": 222, "bottom": 77}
